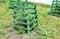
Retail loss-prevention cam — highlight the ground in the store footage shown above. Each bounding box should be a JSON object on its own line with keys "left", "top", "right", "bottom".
{"left": 0, "top": 1, "right": 60, "bottom": 39}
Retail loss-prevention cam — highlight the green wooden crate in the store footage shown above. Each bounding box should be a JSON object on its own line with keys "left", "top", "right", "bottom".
{"left": 13, "top": 0, "right": 38, "bottom": 34}
{"left": 50, "top": 0, "right": 60, "bottom": 16}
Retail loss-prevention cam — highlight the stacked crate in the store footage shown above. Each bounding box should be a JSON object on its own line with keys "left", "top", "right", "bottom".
{"left": 10, "top": 0, "right": 38, "bottom": 34}
{"left": 50, "top": 0, "right": 60, "bottom": 16}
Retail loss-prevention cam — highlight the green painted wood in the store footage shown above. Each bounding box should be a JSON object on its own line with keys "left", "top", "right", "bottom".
{"left": 9, "top": 0, "right": 17, "bottom": 9}
{"left": 10, "top": 0, "right": 38, "bottom": 34}
{"left": 50, "top": 0, "right": 60, "bottom": 16}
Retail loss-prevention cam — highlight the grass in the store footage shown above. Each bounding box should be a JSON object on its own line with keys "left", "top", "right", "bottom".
{"left": 36, "top": 3, "right": 60, "bottom": 39}
{"left": 0, "top": 1, "right": 60, "bottom": 39}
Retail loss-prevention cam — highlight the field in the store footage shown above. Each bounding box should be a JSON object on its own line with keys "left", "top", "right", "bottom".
{"left": 0, "top": 1, "right": 60, "bottom": 39}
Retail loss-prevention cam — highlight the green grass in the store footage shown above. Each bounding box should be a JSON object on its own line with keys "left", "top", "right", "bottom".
{"left": 36, "top": 3, "right": 60, "bottom": 39}
{"left": 0, "top": 1, "right": 60, "bottom": 39}
{"left": 0, "top": 1, "right": 13, "bottom": 38}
